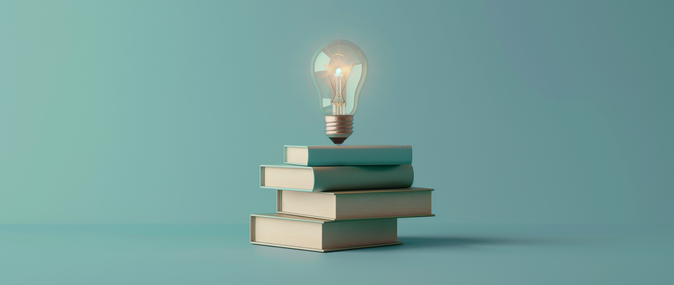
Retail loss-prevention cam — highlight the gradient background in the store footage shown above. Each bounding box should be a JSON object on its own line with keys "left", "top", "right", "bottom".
{"left": 2, "top": 1, "right": 674, "bottom": 285}
{"left": 1, "top": 0, "right": 672, "bottom": 226}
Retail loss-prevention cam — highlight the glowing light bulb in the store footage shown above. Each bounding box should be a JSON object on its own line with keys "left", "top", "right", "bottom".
{"left": 310, "top": 40, "right": 368, "bottom": 144}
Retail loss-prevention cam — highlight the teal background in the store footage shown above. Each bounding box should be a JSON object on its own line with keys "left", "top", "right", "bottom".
{"left": 1, "top": 0, "right": 672, "bottom": 225}
{"left": 1, "top": 1, "right": 673, "bottom": 284}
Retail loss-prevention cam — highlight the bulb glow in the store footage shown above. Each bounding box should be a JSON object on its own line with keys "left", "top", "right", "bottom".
{"left": 310, "top": 40, "right": 368, "bottom": 144}
{"left": 311, "top": 40, "right": 368, "bottom": 116}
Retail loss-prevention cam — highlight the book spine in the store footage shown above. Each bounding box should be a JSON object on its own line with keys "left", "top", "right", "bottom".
{"left": 312, "top": 165, "right": 414, "bottom": 191}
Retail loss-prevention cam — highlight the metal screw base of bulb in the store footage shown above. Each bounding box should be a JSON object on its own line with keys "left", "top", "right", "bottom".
{"left": 324, "top": 115, "right": 353, "bottom": 145}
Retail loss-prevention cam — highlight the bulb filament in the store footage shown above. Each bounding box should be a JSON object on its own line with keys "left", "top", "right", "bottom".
{"left": 325, "top": 64, "right": 353, "bottom": 115}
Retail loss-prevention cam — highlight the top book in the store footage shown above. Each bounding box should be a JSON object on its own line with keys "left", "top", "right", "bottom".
{"left": 284, "top": 145, "right": 412, "bottom": 166}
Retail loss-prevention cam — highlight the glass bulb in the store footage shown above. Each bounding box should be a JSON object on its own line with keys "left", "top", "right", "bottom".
{"left": 310, "top": 40, "right": 368, "bottom": 144}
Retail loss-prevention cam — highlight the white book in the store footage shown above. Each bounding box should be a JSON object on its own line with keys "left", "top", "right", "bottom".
{"left": 250, "top": 213, "right": 401, "bottom": 252}
{"left": 277, "top": 187, "right": 434, "bottom": 220}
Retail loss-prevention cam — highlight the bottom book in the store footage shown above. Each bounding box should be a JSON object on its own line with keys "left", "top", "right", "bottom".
{"left": 250, "top": 213, "right": 402, "bottom": 252}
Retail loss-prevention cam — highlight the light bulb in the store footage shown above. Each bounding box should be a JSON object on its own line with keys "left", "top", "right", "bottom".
{"left": 310, "top": 40, "right": 368, "bottom": 144}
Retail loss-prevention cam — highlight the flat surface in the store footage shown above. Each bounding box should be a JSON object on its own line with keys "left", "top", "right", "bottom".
{"left": 2, "top": 222, "right": 673, "bottom": 285}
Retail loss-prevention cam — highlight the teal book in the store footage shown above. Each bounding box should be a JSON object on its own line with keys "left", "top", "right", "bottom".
{"left": 283, "top": 145, "right": 412, "bottom": 166}
{"left": 259, "top": 164, "right": 414, "bottom": 192}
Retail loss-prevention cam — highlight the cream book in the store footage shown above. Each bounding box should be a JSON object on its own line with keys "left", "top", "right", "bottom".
{"left": 259, "top": 164, "right": 414, "bottom": 192}
{"left": 250, "top": 213, "right": 401, "bottom": 252}
{"left": 277, "top": 187, "right": 434, "bottom": 220}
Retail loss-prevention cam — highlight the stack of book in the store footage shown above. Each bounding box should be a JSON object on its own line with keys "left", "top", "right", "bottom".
{"left": 251, "top": 145, "right": 434, "bottom": 252}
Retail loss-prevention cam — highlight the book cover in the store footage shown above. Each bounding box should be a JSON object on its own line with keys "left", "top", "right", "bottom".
{"left": 277, "top": 187, "right": 434, "bottom": 220}
{"left": 259, "top": 164, "right": 414, "bottom": 192}
{"left": 283, "top": 145, "right": 412, "bottom": 166}
{"left": 250, "top": 213, "right": 402, "bottom": 252}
